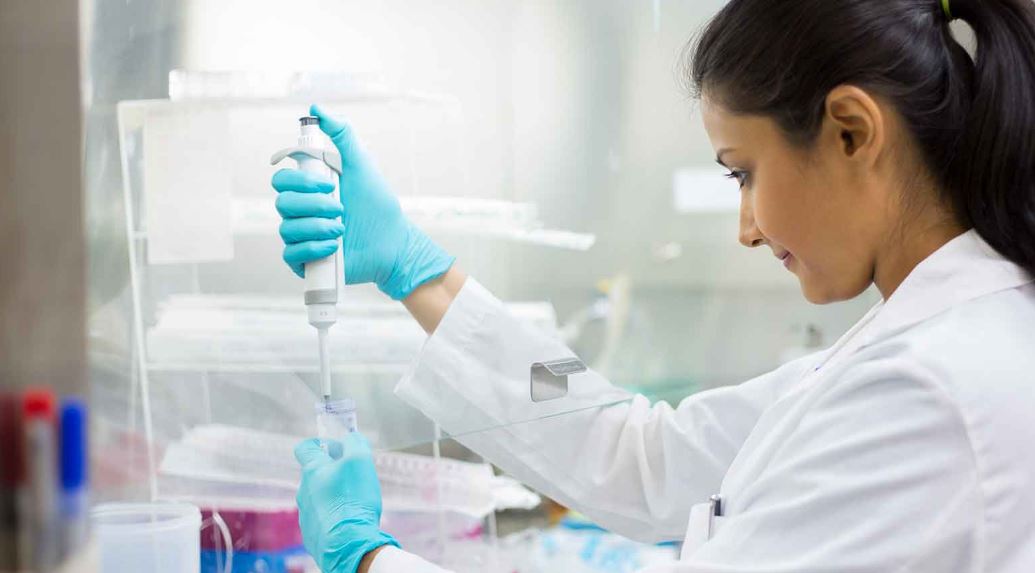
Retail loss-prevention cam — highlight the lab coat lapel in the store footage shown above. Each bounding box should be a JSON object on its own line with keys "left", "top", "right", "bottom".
{"left": 854, "top": 229, "right": 1034, "bottom": 352}
{"left": 801, "top": 230, "right": 1033, "bottom": 385}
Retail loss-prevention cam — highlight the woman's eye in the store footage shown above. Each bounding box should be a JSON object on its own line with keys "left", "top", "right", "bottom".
{"left": 724, "top": 170, "right": 749, "bottom": 189}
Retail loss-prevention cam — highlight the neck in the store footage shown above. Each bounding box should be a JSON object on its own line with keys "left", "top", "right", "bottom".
{"left": 873, "top": 214, "right": 967, "bottom": 300}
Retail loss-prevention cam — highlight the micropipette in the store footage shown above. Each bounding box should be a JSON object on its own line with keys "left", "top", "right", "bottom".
{"left": 271, "top": 116, "right": 344, "bottom": 406}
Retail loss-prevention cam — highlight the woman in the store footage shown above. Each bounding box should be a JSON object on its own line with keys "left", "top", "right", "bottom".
{"left": 273, "top": 0, "right": 1035, "bottom": 571}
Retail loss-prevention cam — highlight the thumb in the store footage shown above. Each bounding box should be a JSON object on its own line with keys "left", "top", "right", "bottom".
{"left": 294, "top": 438, "right": 333, "bottom": 470}
{"left": 310, "top": 104, "right": 360, "bottom": 165}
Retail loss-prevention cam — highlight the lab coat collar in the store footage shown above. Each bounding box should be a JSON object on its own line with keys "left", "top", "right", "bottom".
{"left": 858, "top": 229, "right": 1034, "bottom": 348}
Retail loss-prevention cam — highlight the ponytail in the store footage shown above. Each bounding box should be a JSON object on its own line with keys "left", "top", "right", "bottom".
{"left": 946, "top": 0, "right": 1035, "bottom": 277}
{"left": 689, "top": 0, "right": 1035, "bottom": 277}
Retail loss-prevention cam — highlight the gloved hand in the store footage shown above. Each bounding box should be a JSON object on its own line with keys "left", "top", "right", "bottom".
{"left": 294, "top": 433, "right": 399, "bottom": 573}
{"left": 273, "top": 104, "right": 455, "bottom": 300}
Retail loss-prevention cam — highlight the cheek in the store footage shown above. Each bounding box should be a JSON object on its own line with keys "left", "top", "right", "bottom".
{"left": 751, "top": 166, "right": 814, "bottom": 247}
{"left": 754, "top": 165, "right": 848, "bottom": 280}
{"left": 749, "top": 156, "right": 876, "bottom": 303}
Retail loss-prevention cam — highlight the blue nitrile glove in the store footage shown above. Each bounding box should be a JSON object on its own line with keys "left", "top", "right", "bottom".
{"left": 273, "top": 104, "right": 455, "bottom": 300}
{"left": 294, "top": 433, "right": 399, "bottom": 573}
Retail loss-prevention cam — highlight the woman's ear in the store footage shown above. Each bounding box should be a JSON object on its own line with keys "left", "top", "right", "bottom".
{"left": 823, "top": 85, "right": 886, "bottom": 167}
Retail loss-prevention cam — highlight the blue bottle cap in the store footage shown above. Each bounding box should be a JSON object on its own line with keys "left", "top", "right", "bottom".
{"left": 60, "top": 398, "right": 87, "bottom": 491}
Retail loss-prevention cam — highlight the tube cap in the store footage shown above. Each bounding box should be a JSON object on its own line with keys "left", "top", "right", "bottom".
{"left": 300, "top": 116, "right": 320, "bottom": 127}
{"left": 23, "top": 388, "right": 55, "bottom": 421}
{"left": 60, "top": 398, "right": 88, "bottom": 491}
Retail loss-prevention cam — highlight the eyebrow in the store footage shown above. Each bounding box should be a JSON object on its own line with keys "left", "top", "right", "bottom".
{"left": 715, "top": 147, "right": 736, "bottom": 167}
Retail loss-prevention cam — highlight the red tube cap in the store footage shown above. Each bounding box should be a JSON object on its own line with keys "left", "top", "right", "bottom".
{"left": 23, "top": 388, "right": 56, "bottom": 422}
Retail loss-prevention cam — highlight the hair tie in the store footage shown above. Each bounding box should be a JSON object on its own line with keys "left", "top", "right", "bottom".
{"left": 941, "top": 0, "right": 954, "bottom": 20}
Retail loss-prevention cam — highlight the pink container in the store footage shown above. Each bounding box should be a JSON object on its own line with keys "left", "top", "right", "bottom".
{"left": 200, "top": 506, "right": 302, "bottom": 552}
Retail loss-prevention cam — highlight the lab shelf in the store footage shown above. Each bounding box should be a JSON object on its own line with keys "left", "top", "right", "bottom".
{"left": 145, "top": 362, "right": 410, "bottom": 375}
{"left": 126, "top": 185, "right": 595, "bottom": 251}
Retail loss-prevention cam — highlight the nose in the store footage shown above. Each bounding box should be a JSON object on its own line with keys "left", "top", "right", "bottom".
{"left": 738, "top": 192, "right": 766, "bottom": 248}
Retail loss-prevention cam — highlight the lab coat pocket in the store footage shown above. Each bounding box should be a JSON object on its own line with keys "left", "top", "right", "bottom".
{"left": 680, "top": 501, "right": 726, "bottom": 560}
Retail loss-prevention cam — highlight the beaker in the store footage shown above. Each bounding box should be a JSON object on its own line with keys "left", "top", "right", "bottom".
{"left": 92, "top": 502, "right": 201, "bottom": 573}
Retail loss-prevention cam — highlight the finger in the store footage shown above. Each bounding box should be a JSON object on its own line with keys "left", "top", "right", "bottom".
{"left": 294, "top": 438, "right": 332, "bottom": 470}
{"left": 290, "top": 261, "right": 304, "bottom": 279}
{"left": 271, "top": 169, "right": 336, "bottom": 194}
{"left": 276, "top": 192, "right": 344, "bottom": 219}
{"left": 310, "top": 104, "right": 349, "bottom": 141}
{"left": 279, "top": 218, "right": 345, "bottom": 245}
{"left": 324, "top": 439, "right": 344, "bottom": 460}
{"left": 310, "top": 104, "right": 361, "bottom": 165}
{"left": 284, "top": 240, "right": 339, "bottom": 267}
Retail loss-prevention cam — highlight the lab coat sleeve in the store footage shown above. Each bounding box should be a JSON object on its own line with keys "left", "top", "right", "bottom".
{"left": 368, "top": 546, "right": 453, "bottom": 573}
{"left": 641, "top": 353, "right": 981, "bottom": 572}
{"left": 395, "top": 278, "right": 814, "bottom": 543}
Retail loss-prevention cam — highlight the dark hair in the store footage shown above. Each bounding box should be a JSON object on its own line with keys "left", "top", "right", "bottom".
{"left": 689, "top": 0, "right": 1035, "bottom": 277}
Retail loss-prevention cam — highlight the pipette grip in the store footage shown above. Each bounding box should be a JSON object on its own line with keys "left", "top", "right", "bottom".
{"left": 297, "top": 127, "right": 340, "bottom": 312}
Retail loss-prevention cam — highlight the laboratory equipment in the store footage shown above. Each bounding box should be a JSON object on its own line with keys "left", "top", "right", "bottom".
{"left": 157, "top": 423, "right": 536, "bottom": 519}
{"left": 315, "top": 398, "right": 358, "bottom": 451}
{"left": 92, "top": 502, "right": 202, "bottom": 573}
{"left": 2, "top": 389, "right": 93, "bottom": 572}
{"left": 58, "top": 399, "right": 89, "bottom": 562}
{"left": 21, "top": 389, "right": 59, "bottom": 572}
{"left": 144, "top": 294, "right": 553, "bottom": 368}
{"left": 375, "top": 450, "right": 496, "bottom": 519}
{"left": 272, "top": 104, "right": 458, "bottom": 302}
{"left": 114, "top": 96, "right": 635, "bottom": 460}
{"left": 108, "top": 89, "right": 653, "bottom": 573}
{"left": 270, "top": 116, "right": 344, "bottom": 406}
{"left": 199, "top": 506, "right": 311, "bottom": 573}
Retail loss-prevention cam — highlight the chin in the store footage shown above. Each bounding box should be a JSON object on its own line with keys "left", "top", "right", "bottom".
{"left": 798, "top": 275, "right": 869, "bottom": 305}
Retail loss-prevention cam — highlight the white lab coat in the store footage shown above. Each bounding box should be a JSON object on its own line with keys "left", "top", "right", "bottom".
{"left": 370, "top": 229, "right": 1035, "bottom": 573}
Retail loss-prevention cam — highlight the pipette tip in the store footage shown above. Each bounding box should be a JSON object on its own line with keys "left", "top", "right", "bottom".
{"left": 317, "top": 326, "right": 332, "bottom": 404}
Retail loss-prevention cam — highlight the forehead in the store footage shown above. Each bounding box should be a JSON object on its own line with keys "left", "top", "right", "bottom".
{"left": 701, "top": 96, "right": 784, "bottom": 153}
